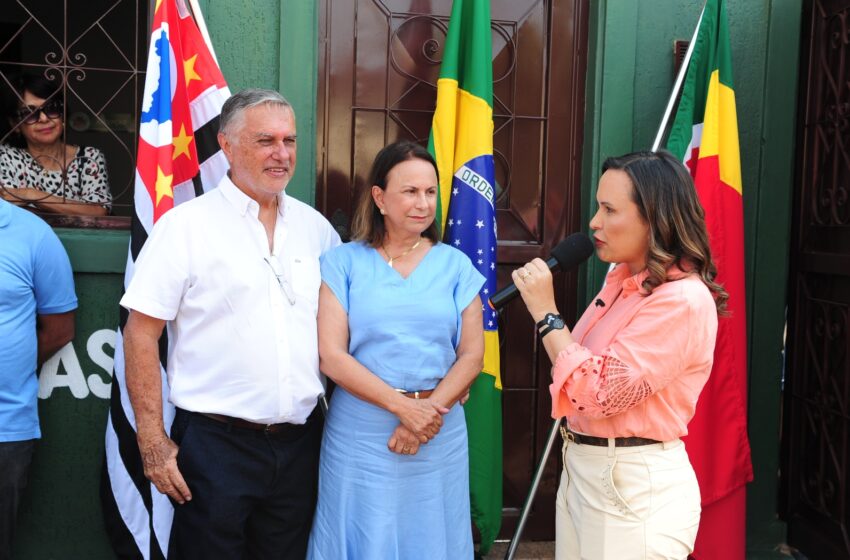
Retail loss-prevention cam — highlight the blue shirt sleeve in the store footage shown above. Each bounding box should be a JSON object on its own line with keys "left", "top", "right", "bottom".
{"left": 320, "top": 244, "right": 351, "bottom": 313}
{"left": 453, "top": 250, "right": 486, "bottom": 313}
{"left": 33, "top": 228, "right": 77, "bottom": 315}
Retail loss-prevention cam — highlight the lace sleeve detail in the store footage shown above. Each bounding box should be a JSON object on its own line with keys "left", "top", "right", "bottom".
{"left": 566, "top": 355, "right": 654, "bottom": 418}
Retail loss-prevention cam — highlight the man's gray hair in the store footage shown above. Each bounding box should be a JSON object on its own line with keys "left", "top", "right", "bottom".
{"left": 219, "top": 88, "right": 293, "bottom": 137}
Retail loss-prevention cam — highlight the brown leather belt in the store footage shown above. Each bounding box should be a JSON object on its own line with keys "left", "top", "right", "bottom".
{"left": 560, "top": 425, "right": 660, "bottom": 448}
{"left": 395, "top": 389, "right": 435, "bottom": 400}
{"left": 198, "top": 410, "right": 316, "bottom": 435}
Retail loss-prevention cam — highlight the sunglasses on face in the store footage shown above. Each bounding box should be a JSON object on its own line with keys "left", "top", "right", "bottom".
{"left": 15, "top": 100, "right": 63, "bottom": 125}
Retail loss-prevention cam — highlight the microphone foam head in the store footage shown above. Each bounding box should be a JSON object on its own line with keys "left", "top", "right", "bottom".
{"left": 550, "top": 233, "right": 595, "bottom": 271}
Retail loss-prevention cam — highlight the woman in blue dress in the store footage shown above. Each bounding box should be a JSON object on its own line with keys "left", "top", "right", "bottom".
{"left": 307, "top": 141, "right": 485, "bottom": 559}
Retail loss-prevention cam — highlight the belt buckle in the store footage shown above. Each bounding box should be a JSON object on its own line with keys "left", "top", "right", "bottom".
{"left": 559, "top": 425, "right": 575, "bottom": 444}
{"left": 263, "top": 423, "right": 274, "bottom": 434}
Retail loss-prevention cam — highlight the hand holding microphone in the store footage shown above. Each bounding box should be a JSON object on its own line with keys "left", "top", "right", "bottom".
{"left": 489, "top": 233, "right": 594, "bottom": 339}
{"left": 490, "top": 233, "right": 595, "bottom": 310}
{"left": 511, "top": 258, "right": 559, "bottom": 322}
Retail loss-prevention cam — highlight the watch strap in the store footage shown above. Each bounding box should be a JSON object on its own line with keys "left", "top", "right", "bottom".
{"left": 536, "top": 312, "right": 564, "bottom": 339}
{"left": 535, "top": 313, "right": 563, "bottom": 330}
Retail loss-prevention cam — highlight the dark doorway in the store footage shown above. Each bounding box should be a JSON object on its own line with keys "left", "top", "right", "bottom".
{"left": 317, "top": 0, "right": 589, "bottom": 540}
{"left": 782, "top": 1, "right": 850, "bottom": 558}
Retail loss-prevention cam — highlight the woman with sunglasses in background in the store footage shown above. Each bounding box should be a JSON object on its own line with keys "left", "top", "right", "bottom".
{"left": 0, "top": 74, "right": 111, "bottom": 216}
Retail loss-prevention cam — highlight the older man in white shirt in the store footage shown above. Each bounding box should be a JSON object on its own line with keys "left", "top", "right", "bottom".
{"left": 121, "top": 89, "right": 340, "bottom": 559}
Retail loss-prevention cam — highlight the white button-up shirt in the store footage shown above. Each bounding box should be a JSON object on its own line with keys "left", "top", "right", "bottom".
{"left": 121, "top": 175, "right": 341, "bottom": 424}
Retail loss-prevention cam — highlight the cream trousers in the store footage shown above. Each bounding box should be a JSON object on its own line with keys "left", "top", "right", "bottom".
{"left": 555, "top": 437, "right": 701, "bottom": 560}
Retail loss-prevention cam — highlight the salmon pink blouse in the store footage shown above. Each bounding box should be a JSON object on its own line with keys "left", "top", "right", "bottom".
{"left": 550, "top": 263, "right": 718, "bottom": 441}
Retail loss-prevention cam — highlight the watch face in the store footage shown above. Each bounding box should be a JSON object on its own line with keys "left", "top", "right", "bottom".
{"left": 547, "top": 314, "right": 565, "bottom": 329}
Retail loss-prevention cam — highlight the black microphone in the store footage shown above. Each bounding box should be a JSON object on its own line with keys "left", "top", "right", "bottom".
{"left": 489, "top": 233, "right": 595, "bottom": 310}
{"left": 595, "top": 298, "right": 606, "bottom": 307}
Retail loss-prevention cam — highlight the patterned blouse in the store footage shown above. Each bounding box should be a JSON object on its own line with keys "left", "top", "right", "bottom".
{"left": 550, "top": 263, "right": 719, "bottom": 441}
{"left": 0, "top": 144, "right": 112, "bottom": 208}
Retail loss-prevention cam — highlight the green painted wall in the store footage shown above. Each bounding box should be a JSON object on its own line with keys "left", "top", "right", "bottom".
{"left": 746, "top": 1, "right": 802, "bottom": 555}
{"left": 582, "top": 1, "right": 802, "bottom": 557}
{"left": 196, "top": 0, "right": 320, "bottom": 205}
{"left": 14, "top": 233, "right": 127, "bottom": 559}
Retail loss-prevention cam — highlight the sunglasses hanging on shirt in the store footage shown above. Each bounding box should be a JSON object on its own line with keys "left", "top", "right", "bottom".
{"left": 263, "top": 257, "right": 296, "bottom": 306}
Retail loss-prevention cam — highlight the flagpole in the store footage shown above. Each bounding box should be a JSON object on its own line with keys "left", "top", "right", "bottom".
{"left": 651, "top": 5, "right": 705, "bottom": 151}
{"left": 504, "top": 418, "right": 561, "bottom": 560}
{"left": 186, "top": 0, "right": 220, "bottom": 65}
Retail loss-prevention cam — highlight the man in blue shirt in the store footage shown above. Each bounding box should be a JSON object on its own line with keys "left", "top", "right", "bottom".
{"left": 0, "top": 199, "right": 77, "bottom": 559}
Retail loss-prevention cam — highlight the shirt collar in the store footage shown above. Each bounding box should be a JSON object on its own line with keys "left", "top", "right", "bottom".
{"left": 605, "top": 261, "right": 691, "bottom": 296}
{"left": 605, "top": 263, "right": 644, "bottom": 292}
{"left": 219, "top": 173, "right": 287, "bottom": 218}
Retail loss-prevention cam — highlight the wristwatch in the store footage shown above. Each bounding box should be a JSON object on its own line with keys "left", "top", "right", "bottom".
{"left": 536, "top": 312, "right": 565, "bottom": 338}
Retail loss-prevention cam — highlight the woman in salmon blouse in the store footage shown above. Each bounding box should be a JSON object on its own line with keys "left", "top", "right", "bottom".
{"left": 514, "top": 150, "right": 726, "bottom": 560}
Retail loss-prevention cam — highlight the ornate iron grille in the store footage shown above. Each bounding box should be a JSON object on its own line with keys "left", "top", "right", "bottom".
{"left": 376, "top": 7, "right": 519, "bottom": 206}
{"left": 784, "top": 0, "right": 850, "bottom": 557}
{"left": 320, "top": 0, "right": 560, "bottom": 244}
{"left": 0, "top": 0, "right": 148, "bottom": 223}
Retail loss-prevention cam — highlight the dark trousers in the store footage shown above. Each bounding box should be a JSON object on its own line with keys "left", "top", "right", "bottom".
{"left": 168, "top": 409, "right": 322, "bottom": 560}
{"left": 0, "top": 439, "right": 36, "bottom": 560}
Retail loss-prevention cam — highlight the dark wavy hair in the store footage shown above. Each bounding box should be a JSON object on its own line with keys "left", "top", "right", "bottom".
{"left": 8, "top": 73, "right": 61, "bottom": 106}
{"left": 601, "top": 150, "right": 728, "bottom": 314}
{"left": 350, "top": 140, "right": 440, "bottom": 246}
{"left": 3, "top": 73, "right": 63, "bottom": 148}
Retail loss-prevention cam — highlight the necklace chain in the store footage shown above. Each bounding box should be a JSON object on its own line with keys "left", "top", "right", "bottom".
{"left": 382, "top": 238, "right": 422, "bottom": 268}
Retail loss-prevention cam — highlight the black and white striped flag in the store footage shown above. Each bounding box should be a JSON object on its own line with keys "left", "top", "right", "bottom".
{"left": 101, "top": 1, "right": 229, "bottom": 557}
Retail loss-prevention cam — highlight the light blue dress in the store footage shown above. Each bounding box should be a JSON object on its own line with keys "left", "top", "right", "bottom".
{"left": 307, "top": 241, "right": 484, "bottom": 560}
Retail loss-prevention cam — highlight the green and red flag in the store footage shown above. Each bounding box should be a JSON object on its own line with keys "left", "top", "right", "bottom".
{"left": 667, "top": 0, "right": 753, "bottom": 557}
{"left": 427, "top": 0, "right": 501, "bottom": 553}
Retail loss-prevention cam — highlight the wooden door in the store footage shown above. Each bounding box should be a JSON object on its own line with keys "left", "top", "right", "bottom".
{"left": 782, "top": 0, "right": 850, "bottom": 557}
{"left": 317, "top": 0, "right": 588, "bottom": 540}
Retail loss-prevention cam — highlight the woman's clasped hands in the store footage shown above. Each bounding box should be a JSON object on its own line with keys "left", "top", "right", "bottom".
{"left": 387, "top": 397, "right": 449, "bottom": 456}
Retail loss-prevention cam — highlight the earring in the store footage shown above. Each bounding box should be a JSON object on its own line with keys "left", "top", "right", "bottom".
{"left": 379, "top": 208, "right": 386, "bottom": 215}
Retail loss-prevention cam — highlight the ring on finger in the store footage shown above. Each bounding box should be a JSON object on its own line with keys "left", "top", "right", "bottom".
{"left": 517, "top": 268, "right": 530, "bottom": 280}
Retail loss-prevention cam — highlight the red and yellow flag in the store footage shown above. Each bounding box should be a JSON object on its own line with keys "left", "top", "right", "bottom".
{"left": 667, "top": 0, "right": 753, "bottom": 558}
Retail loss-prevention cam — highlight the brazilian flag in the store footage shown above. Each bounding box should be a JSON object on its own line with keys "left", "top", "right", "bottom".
{"left": 427, "top": 0, "right": 501, "bottom": 553}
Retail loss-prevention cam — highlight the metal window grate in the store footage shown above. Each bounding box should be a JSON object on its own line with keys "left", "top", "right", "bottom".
{"left": 0, "top": 0, "right": 149, "bottom": 226}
